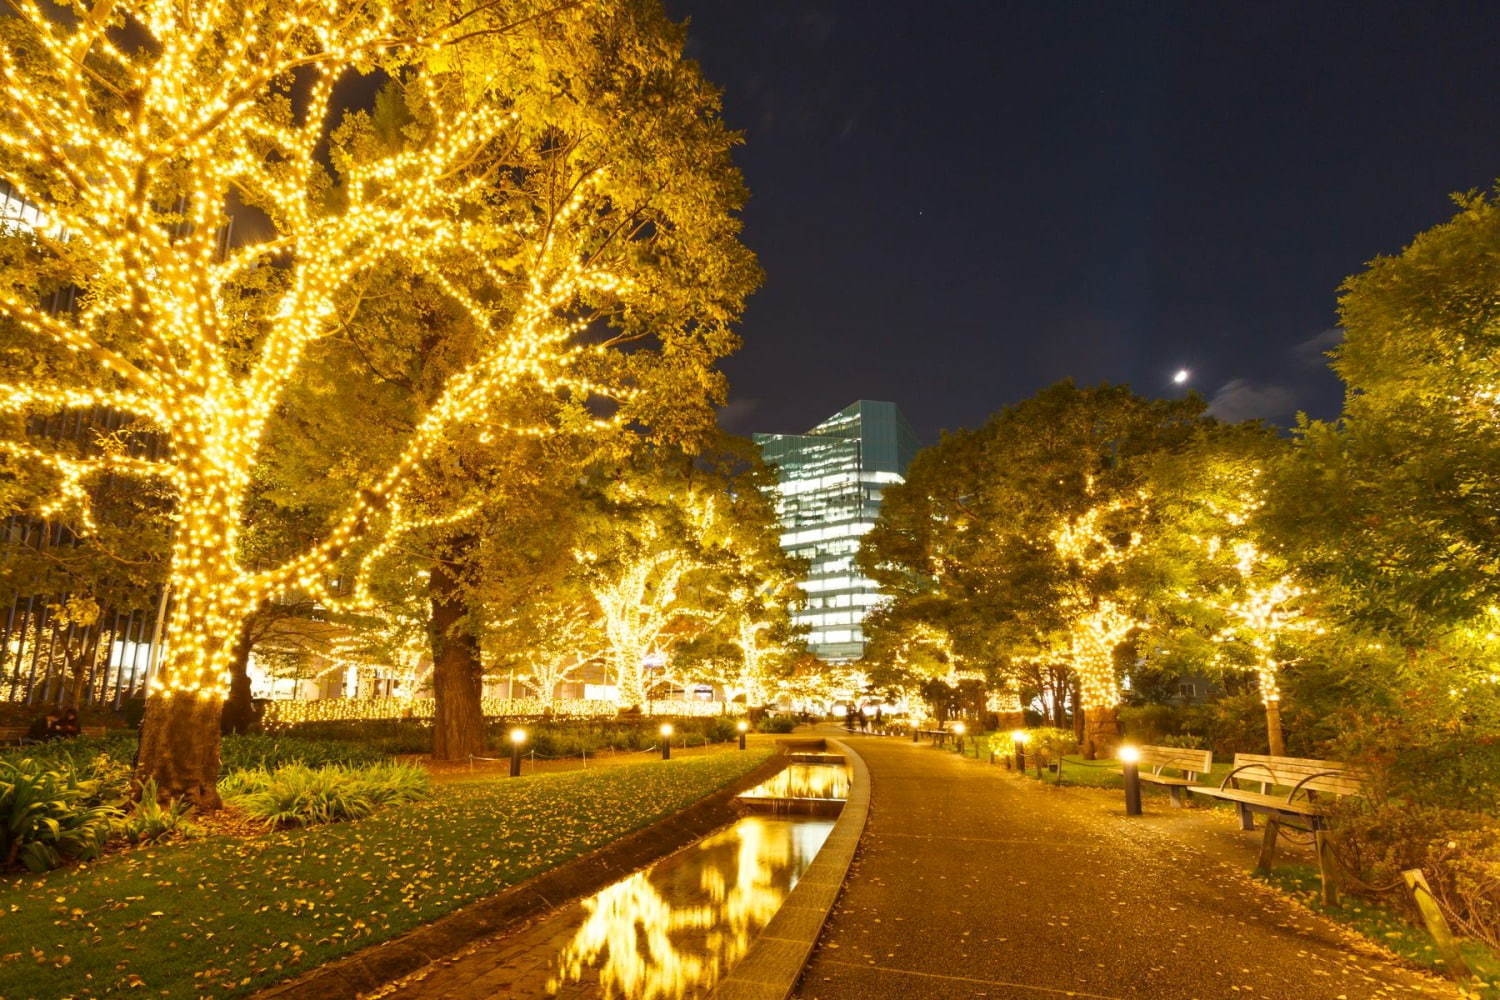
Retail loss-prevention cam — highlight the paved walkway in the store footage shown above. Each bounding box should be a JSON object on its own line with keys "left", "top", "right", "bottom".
{"left": 797, "top": 734, "right": 1456, "bottom": 1000}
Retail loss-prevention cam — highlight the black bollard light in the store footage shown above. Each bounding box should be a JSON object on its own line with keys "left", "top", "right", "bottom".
{"left": 952, "top": 721, "right": 966, "bottom": 754}
{"left": 1119, "top": 744, "right": 1143, "bottom": 816}
{"left": 737, "top": 719, "right": 749, "bottom": 750}
{"left": 509, "top": 728, "right": 527, "bottom": 778}
{"left": 660, "top": 722, "right": 673, "bottom": 760}
{"left": 1012, "top": 729, "right": 1030, "bottom": 772}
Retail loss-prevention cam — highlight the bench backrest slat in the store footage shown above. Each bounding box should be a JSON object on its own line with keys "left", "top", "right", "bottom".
{"left": 1230, "top": 753, "right": 1364, "bottom": 796}
{"left": 1137, "top": 745, "right": 1212, "bottom": 776}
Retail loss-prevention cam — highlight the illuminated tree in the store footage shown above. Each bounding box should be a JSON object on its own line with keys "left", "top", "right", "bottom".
{"left": 579, "top": 488, "right": 724, "bottom": 708}
{"left": 861, "top": 382, "right": 1209, "bottom": 751}
{"left": 576, "top": 438, "right": 791, "bottom": 710}
{"left": 0, "top": 0, "right": 753, "bottom": 802}
{"left": 1051, "top": 495, "right": 1148, "bottom": 756}
{"left": 487, "top": 598, "right": 600, "bottom": 704}
{"left": 1212, "top": 542, "right": 1319, "bottom": 755}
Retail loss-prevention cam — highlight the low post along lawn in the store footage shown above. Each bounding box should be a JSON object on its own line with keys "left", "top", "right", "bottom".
{"left": 0, "top": 748, "right": 774, "bottom": 998}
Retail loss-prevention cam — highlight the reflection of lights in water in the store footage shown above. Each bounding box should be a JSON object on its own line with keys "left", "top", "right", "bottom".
{"left": 546, "top": 816, "right": 833, "bottom": 998}
{"left": 739, "top": 763, "right": 851, "bottom": 801}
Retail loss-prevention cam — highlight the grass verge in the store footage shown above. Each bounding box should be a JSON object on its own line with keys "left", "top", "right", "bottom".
{"left": 1260, "top": 864, "right": 1500, "bottom": 997}
{"left": 0, "top": 746, "right": 774, "bottom": 999}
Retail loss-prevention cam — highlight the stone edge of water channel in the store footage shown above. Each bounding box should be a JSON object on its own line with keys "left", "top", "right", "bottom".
{"left": 253, "top": 747, "right": 790, "bottom": 1000}
{"left": 709, "top": 737, "right": 871, "bottom": 1000}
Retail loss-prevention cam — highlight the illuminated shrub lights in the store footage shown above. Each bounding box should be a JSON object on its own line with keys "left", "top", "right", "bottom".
{"left": 262, "top": 697, "right": 729, "bottom": 727}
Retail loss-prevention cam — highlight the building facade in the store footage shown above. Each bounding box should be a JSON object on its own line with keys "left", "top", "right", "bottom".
{"left": 754, "top": 401, "right": 919, "bottom": 662}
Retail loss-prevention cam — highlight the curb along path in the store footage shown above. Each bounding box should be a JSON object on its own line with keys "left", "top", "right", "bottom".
{"left": 794, "top": 735, "right": 1456, "bottom": 1000}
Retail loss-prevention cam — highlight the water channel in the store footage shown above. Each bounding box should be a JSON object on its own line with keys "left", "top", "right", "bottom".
{"left": 381, "top": 756, "right": 850, "bottom": 1000}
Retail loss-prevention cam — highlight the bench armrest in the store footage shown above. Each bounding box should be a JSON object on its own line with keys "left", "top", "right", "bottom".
{"left": 1286, "top": 770, "right": 1354, "bottom": 804}
{"left": 1218, "top": 763, "right": 1274, "bottom": 791}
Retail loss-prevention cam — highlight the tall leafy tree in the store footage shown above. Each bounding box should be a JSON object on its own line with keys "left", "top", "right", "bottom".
{"left": 861, "top": 382, "right": 1209, "bottom": 754}
{"left": 1268, "top": 189, "right": 1500, "bottom": 644}
{"left": 0, "top": 0, "right": 754, "bottom": 803}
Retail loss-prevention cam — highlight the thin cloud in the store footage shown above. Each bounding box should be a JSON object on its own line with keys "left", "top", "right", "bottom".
{"left": 1208, "top": 328, "right": 1345, "bottom": 424}
{"left": 1208, "top": 379, "right": 1301, "bottom": 423}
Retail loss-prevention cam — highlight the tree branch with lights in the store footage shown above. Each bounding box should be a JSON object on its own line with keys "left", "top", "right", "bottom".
{"left": 0, "top": 0, "right": 754, "bottom": 803}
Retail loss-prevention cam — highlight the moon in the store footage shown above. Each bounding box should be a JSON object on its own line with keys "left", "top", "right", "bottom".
{"left": 1172, "top": 369, "right": 1190, "bottom": 385}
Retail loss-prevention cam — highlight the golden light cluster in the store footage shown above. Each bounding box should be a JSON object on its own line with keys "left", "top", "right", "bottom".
{"left": 986, "top": 686, "right": 1023, "bottom": 714}
{"left": 261, "top": 696, "right": 730, "bottom": 727}
{"left": 1052, "top": 494, "right": 1147, "bottom": 711}
{"left": 1217, "top": 541, "right": 1319, "bottom": 706}
{"left": 580, "top": 490, "right": 748, "bottom": 708}
{"left": 0, "top": 0, "right": 640, "bottom": 708}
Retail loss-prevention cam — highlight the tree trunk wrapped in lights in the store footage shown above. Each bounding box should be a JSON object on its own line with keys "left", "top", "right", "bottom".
{"left": 1068, "top": 600, "right": 1139, "bottom": 758}
{"left": 1216, "top": 543, "right": 1316, "bottom": 758}
{"left": 1052, "top": 495, "right": 1146, "bottom": 759}
{"left": 0, "top": 1, "right": 755, "bottom": 804}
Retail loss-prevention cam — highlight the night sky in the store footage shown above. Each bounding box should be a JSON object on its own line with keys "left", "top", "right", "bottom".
{"left": 663, "top": 1, "right": 1500, "bottom": 443}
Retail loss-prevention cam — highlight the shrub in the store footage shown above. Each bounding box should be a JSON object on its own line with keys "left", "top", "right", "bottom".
{"left": 270, "top": 719, "right": 435, "bottom": 756}
{"left": 1328, "top": 800, "right": 1500, "bottom": 951}
{"left": 702, "top": 717, "right": 739, "bottom": 743}
{"left": 1025, "top": 726, "right": 1078, "bottom": 765}
{"left": 0, "top": 758, "right": 118, "bottom": 872}
{"left": 219, "top": 733, "right": 389, "bottom": 773}
{"left": 114, "top": 779, "right": 197, "bottom": 846}
{"left": 0, "top": 733, "right": 138, "bottom": 776}
{"left": 756, "top": 714, "right": 797, "bottom": 734}
{"left": 220, "top": 761, "right": 431, "bottom": 829}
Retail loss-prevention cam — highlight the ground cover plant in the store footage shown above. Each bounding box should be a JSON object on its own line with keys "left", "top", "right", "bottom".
{"left": 0, "top": 747, "right": 774, "bottom": 998}
{"left": 0, "top": 732, "right": 390, "bottom": 777}
{"left": 0, "top": 758, "right": 116, "bottom": 871}
{"left": 219, "top": 762, "right": 430, "bottom": 829}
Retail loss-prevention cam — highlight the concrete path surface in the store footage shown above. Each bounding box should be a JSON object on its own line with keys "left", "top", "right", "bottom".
{"left": 796, "top": 734, "right": 1456, "bottom": 1000}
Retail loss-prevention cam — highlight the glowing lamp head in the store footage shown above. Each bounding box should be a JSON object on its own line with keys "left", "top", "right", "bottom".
{"left": 1118, "top": 744, "right": 1141, "bottom": 764}
{"left": 510, "top": 728, "right": 527, "bottom": 745}
{"left": 1012, "top": 729, "right": 1031, "bottom": 745}
{"left": 737, "top": 720, "right": 749, "bottom": 732}
{"left": 659, "top": 723, "right": 674, "bottom": 738}
{"left": 952, "top": 722, "right": 966, "bottom": 735}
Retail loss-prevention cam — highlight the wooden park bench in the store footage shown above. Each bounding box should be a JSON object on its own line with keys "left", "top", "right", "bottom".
{"left": 80, "top": 725, "right": 107, "bottom": 739}
{"left": 1122, "top": 745, "right": 1213, "bottom": 806}
{"left": 1186, "top": 752, "right": 1366, "bottom": 899}
{"left": 915, "top": 728, "right": 953, "bottom": 746}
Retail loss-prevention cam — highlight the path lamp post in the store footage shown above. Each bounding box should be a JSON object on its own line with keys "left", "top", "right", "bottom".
{"left": 1119, "top": 744, "right": 1143, "bottom": 816}
{"left": 660, "top": 723, "right": 673, "bottom": 760}
{"left": 737, "top": 719, "right": 749, "bottom": 750}
{"left": 509, "top": 728, "right": 527, "bottom": 778}
{"left": 952, "top": 721, "right": 966, "bottom": 754}
{"left": 1012, "top": 729, "right": 1030, "bottom": 772}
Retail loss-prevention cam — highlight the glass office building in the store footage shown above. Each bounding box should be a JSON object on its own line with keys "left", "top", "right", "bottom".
{"left": 754, "top": 401, "right": 919, "bottom": 662}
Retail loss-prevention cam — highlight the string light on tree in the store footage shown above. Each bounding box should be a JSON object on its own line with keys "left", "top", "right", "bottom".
{"left": 1051, "top": 487, "right": 1148, "bottom": 757}
{"left": 1215, "top": 541, "right": 1321, "bottom": 756}
{"left": 0, "top": 0, "right": 697, "bottom": 806}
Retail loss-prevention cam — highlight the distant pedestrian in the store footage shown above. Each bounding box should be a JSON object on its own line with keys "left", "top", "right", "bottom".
{"left": 875, "top": 706, "right": 884, "bottom": 729}
{"left": 855, "top": 706, "right": 868, "bottom": 732}
{"left": 54, "top": 708, "right": 80, "bottom": 738}
{"left": 26, "top": 712, "right": 58, "bottom": 742}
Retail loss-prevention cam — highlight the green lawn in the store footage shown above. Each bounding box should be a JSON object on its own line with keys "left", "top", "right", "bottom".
{"left": 0, "top": 748, "right": 774, "bottom": 999}
{"left": 956, "top": 732, "right": 1238, "bottom": 795}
